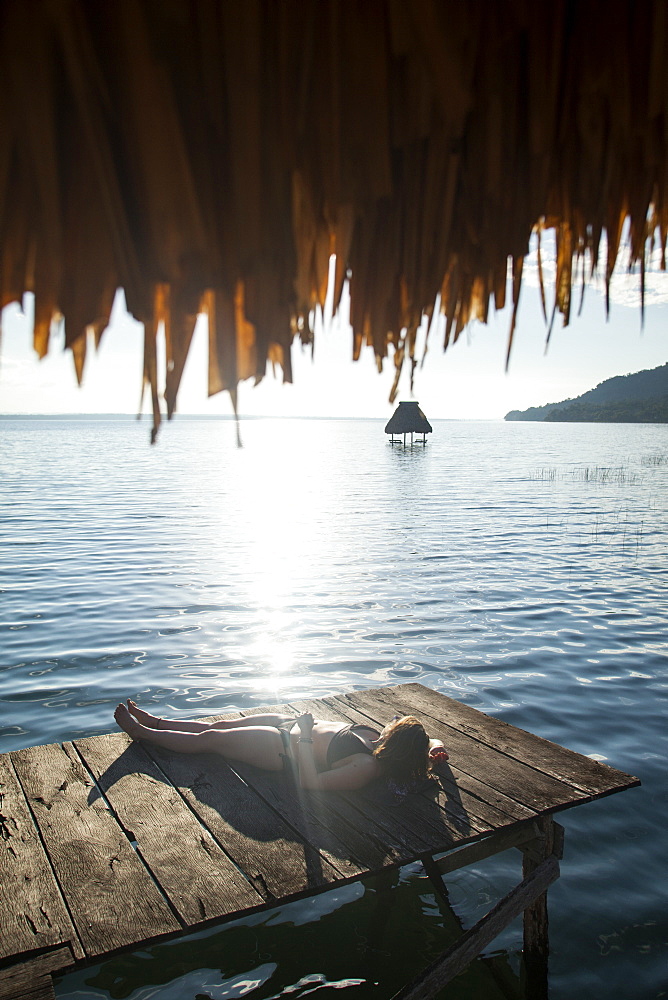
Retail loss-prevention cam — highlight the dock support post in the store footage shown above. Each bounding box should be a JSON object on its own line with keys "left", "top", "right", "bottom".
{"left": 390, "top": 820, "right": 564, "bottom": 1000}
{"left": 390, "top": 856, "right": 560, "bottom": 999}
{"left": 420, "top": 853, "right": 452, "bottom": 906}
{"left": 361, "top": 869, "right": 402, "bottom": 988}
{"left": 521, "top": 816, "right": 564, "bottom": 999}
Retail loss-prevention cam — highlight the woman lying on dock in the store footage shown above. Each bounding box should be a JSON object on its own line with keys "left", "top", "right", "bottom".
{"left": 114, "top": 701, "right": 449, "bottom": 793}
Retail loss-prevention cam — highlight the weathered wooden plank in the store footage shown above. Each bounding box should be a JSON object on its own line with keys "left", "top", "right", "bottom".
{"left": 2, "top": 981, "right": 54, "bottom": 1000}
{"left": 0, "top": 947, "right": 73, "bottom": 1000}
{"left": 431, "top": 821, "right": 540, "bottom": 876}
{"left": 74, "top": 733, "right": 264, "bottom": 925}
{"left": 363, "top": 782, "right": 483, "bottom": 855}
{"left": 10, "top": 742, "right": 180, "bottom": 958}
{"left": 229, "top": 759, "right": 390, "bottom": 876}
{"left": 341, "top": 687, "right": 591, "bottom": 813}
{"left": 143, "top": 744, "right": 341, "bottom": 901}
{"left": 376, "top": 683, "right": 640, "bottom": 796}
{"left": 391, "top": 856, "right": 561, "bottom": 1000}
{"left": 0, "top": 976, "right": 54, "bottom": 1000}
{"left": 434, "top": 765, "right": 537, "bottom": 825}
{"left": 185, "top": 700, "right": 558, "bottom": 837}
{"left": 0, "top": 757, "right": 82, "bottom": 964}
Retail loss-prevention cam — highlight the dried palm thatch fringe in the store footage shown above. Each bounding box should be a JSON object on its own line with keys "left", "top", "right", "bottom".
{"left": 1, "top": 0, "right": 667, "bottom": 440}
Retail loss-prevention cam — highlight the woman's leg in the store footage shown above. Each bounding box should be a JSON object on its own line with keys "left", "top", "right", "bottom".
{"left": 127, "top": 700, "right": 294, "bottom": 734}
{"left": 115, "top": 703, "right": 285, "bottom": 770}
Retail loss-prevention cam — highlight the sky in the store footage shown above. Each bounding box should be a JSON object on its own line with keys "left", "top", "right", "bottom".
{"left": 1, "top": 233, "right": 667, "bottom": 420}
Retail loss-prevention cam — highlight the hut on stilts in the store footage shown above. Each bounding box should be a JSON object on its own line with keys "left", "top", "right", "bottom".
{"left": 385, "top": 401, "right": 432, "bottom": 446}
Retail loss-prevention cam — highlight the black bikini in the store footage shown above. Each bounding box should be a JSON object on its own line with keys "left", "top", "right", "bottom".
{"left": 275, "top": 719, "right": 380, "bottom": 773}
{"left": 326, "top": 724, "right": 380, "bottom": 766}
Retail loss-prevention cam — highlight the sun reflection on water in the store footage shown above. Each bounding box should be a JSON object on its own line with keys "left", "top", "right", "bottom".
{"left": 203, "top": 426, "right": 344, "bottom": 698}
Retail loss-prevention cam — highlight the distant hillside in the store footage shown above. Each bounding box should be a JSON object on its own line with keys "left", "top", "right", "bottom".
{"left": 505, "top": 363, "right": 668, "bottom": 422}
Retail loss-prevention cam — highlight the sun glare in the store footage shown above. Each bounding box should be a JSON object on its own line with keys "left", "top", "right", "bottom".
{"left": 201, "top": 426, "right": 339, "bottom": 698}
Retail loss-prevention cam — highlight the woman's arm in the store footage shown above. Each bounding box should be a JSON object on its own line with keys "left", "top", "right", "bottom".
{"left": 298, "top": 748, "right": 378, "bottom": 791}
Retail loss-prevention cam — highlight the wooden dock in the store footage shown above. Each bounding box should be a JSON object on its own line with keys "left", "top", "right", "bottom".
{"left": 0, "top": 683, "right": 639, "bottom": 1000}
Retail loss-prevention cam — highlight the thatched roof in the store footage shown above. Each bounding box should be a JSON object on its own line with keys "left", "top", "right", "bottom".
{"left": 2, "top": 1, "right": 668, "bottom": 438}
{"left": 385, "top": 401, "right": 432, "bottom": 435}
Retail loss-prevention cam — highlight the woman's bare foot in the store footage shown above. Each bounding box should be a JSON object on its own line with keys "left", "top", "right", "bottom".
{"left": 115, "top": 703, "right": 143, "bottom": 740}
{"left": 126, "top": 699, "right": 161, "bottom": 729}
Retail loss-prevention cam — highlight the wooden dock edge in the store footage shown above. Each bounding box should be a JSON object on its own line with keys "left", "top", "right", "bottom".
{"left": 0, "top": 683, "right": 640, "bottom": 999}
{"left": 0, "top": 946, "right": 75, "bottom": 1000}
{"left": 0, "top": 818, "right": 559, "bottom": 1000}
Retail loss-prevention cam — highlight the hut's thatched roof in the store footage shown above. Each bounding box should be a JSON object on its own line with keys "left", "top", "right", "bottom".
{"left": 385, "top": 401, "right": 432, "bottom": 435}
{"left": 2, "top": 1, "right": 667, "bottom": 438}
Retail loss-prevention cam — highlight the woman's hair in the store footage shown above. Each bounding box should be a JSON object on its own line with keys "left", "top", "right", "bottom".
{"left": 372, "top": 716, "right": 431, "bottom": 786}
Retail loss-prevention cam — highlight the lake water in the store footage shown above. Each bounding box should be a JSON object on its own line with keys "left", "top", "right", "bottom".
{"left": 1, "top": 415, "right": 666, "bottom": 1000}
